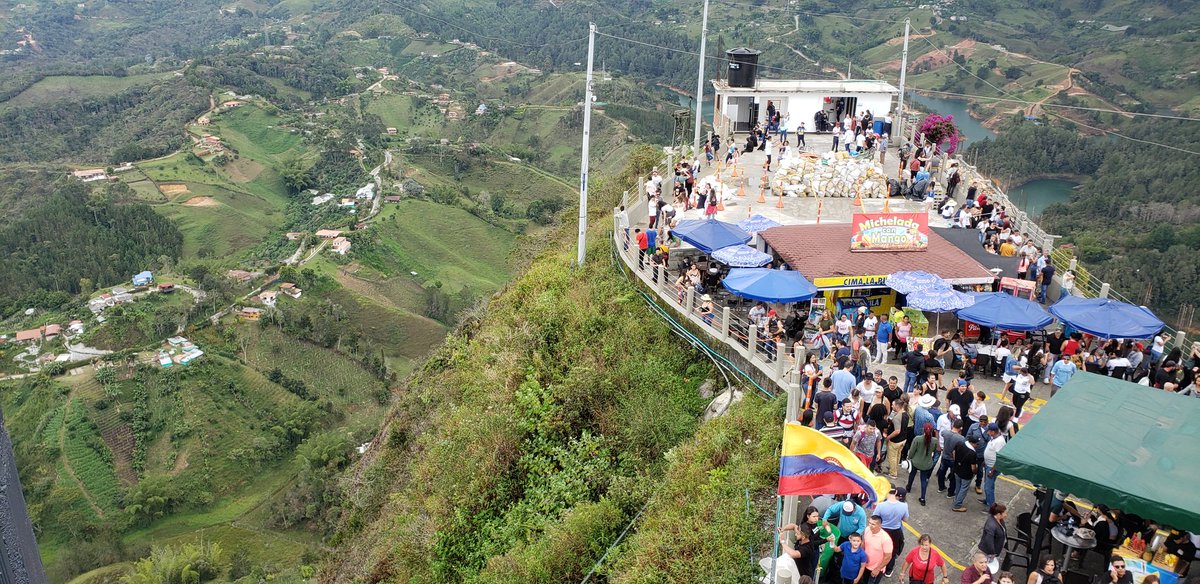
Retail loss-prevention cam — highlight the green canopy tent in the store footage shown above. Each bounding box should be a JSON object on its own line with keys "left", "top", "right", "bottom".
{"left": 997, "top": 372, "right": 1200, "bottom": 555}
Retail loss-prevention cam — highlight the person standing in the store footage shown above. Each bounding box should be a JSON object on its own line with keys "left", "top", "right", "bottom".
{"left": 884, "top": 396, "right": 910, "bottom": 478}
{"left": 1050, "top": 353, "right": 1077, "bottom": 397}
{"left": 1038, "top": 260, "right": 1056, "bottom": 304}
{"left": 966, "top": 414, "right": 990, "bottom": 495}
{"left": 875, "top": 313, "right": 893, "bottom": 364}
{"left": 1009, "top": 366, "right": 1034, "bottom": 419}
{"left": 981, "top": 424, "right": 1007, "bottom": 508}
{"left": 615, "top": 205, "right": 630, "bottom": 250}
{"left": 862, "top": 515, "right": 895, "bottom": 584}
{"left": 951, "top": 435, "right": 980, "bottom": 512}
{"left": 836, "top": 533, "right": 870, "bottom": 584}
{"left": 874, "top": 489, "right": 909, "bottom": 577}
{"left": 634, "top": 228, "right": 648, "bottom": 269}
{"left": 825, "top": 499, "right": 869, "bottom": 540}
{"left": 878, "top": 133, "right": 889, "bottom": 165}
{"left": 798, "top": 121, "right": 807, "bottom": 148}
{"left": 903, "top": 344, "right": 925, "bottom": 394}
{"left": 978, "top": 503, "right": 1009, "bottom": 570}
{"left": 901, "top": 535, "right": 949, "bottom": 584}
{"left": 905, "top": 422, "right": 937, "bottom": 505}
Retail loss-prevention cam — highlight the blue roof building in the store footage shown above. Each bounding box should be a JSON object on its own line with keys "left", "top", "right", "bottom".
{"left": 132, "top": 271, "right": 153, "bottom": 286}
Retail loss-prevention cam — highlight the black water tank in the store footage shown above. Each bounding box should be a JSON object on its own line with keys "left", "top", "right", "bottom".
{"left": 726, "top": 47, "right": 761, "bottom": 88}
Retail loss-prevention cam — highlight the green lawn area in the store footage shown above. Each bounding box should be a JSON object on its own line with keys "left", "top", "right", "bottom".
{"left": 365, "top": 200, "right": 515, "bottom": 293}
{"left": 214, "top": 106, "right": 305, "bottom": 165}
{"left": 0, "top": 72, "right": 175, "bottom": 110}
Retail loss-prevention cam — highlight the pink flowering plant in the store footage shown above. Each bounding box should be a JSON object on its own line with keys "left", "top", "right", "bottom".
{"left": 920, "top": 114, "right": 961, "bottom": 154}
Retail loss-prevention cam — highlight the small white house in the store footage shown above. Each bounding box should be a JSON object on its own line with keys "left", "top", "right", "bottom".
{"left": 355, "top": 183, "right": 375, "bottom": 199}
{"left": 712, "top": 79, "right": 898, "bottom": 135}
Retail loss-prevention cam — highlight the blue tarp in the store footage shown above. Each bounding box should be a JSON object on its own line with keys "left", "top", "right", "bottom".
{"left": 955, "top": 292, "right": 1054, "bottom": 331}
{"left": 711, "top": 245, "right": 773, "bottom": 267}
{"left": 905, "top": 286, "right": 976, "bottom": 312}
{"left": 722, "top": 268, "right": 818, "bottom": 303}
{"left": 671, "top": 219, "right": 751, "bottom": 254}
{"left": 738, "top": 214, "right": 782, "bottom": 233}
{"left": 132, "top": 271, "right": 153, "bottom": 286}
{"left": 885, "top": 271, "right": 947, "bottom": 295}
{"left": 1049, "top": 296, "right": 1164, "bottom": 339}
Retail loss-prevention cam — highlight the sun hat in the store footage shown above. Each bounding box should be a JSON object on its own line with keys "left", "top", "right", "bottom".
{"left": 702, "top": 294, "right": 712, "bottom": 301}
{"left": 917, "top": 394, "right": 936, "bottom": 408}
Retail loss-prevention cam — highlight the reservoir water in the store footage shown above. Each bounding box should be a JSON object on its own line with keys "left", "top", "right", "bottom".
{"left": 1006, "top": 178, "right": 1077, "bottom": 218}
{"left": 905, "top": 92, "right": 997, "bottom": 144}
{"left": 906, "top": 92, "right": 1075, "bottom": 216}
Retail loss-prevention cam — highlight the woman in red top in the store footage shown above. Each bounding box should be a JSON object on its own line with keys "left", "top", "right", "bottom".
{"left": 901, "top": 534, "right": 948, "bottom": 584}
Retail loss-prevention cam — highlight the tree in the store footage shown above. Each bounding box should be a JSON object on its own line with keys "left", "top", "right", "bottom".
{"left": 279, "top": 158, "right": 313, "bottom": 195}
{"left": 1004, "top": 66, "right": 1025, "bottom": 80}
{"left": 96, "top": 366, "right": 117, "bottom": 386}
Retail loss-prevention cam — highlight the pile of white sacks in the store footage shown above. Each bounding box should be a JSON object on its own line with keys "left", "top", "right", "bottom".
{"left": 772, "top": 152, "right": 889, "bottom": 199}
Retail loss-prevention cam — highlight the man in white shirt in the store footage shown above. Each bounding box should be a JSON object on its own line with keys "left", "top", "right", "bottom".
{"left": 616, "top": 206, "right": 630, "bottom": 250}
{"left": 843, "top": 128, "right": 856, "bottom": 153}
{"left": 982, "top": 423, "right": 1007, "bottom": 507}
{"left": 863, "top": 312, "right": 878, "bottom": 358}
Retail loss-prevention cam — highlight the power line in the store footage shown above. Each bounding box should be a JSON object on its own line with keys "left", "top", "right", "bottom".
{"left": 915, "top": 36, "right": 1200, "bottom": 156}
{"left": 593, "top": 29, "right": 852, "bottom": 81}
{"left": 915, "top": 88, "right": 1200, "bottom": 123}
{"left": 376, "top": 0, "right": 588, "bottom": 48}
{"left": 708, "top": 0, "right": 903, "bottom": 23}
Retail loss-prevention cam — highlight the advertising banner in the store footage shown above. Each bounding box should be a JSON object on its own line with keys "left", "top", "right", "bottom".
{"left": 850, "top": 212, "right": 929, "bottom": 252}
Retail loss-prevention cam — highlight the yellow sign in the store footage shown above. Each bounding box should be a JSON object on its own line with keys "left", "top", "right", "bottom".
{"left": 812, "top": 275, "right": 889, "bottom": 289}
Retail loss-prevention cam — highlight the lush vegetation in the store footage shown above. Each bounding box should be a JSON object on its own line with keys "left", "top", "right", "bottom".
{"left": 967, "top": 118, "right": 1200, "bottom": 317}
{"left": 320, "top": 153, "right": 780, "bottom": 582}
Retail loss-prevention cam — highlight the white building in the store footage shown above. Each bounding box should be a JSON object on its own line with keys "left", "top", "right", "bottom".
{"left": 355, "top": 183, "right": 375, "bottom": 199}
{"left": 711, "top": 79, "right": 899, "bottom": 136}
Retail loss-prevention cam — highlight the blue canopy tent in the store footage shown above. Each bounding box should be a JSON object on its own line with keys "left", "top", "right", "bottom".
{"left": 722, "top": 268, "right": 819, "bottom": 303}
{"left": 906, "top": 286, "right": 976, "bottom": 312}
{"left": 711, "top": 245, "right": 773, "bottom": 268}
{"left": 738, "top": 214, "right": 783, "bottom": 233}
{"left": 885, "top": 271, "right": 947, "bottom": 295}
{"left": 1048, "top": 296, "right": 1164, "bottom": 339}
{"left": 671, "top": 219, "right": 752, "bottom": 254}
{"left": 955, "top": 292, "right": 1054, "bottom": 332}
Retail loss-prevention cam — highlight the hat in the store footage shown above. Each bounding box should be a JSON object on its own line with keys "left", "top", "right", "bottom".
{"left": 917, "top": 394, "right": 936, "bottom": 408}
{"left": 842, "top": 501, "right": 855, "bottom": 513}
{"left": 859, "top": 306, "right": 868, "bottom": 312}
{"left": 895, "top": 487, "right": 907, "bottom": 500}
{"left": 949, "top": 404, "right": 961, "bottom": 416}
{"left": 823, "top": 411, "right": 836, "bottom": 421}
{"left": 768, "top": 309, "right": 777, "bottom": 316}
{"left": 1165, "top": 360, "right": 1178, "bottom": 368}
{"left": 986, "top": 423, "right": 1000, "bottom": 432}
{"left": 702, "top": 294, "right": 712, "bottom": 301}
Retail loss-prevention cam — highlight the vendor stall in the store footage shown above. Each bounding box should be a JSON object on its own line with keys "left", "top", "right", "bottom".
{"left": 1049, "top": 297, "right": 1165, "bottom": 340}
{"left": 997, "top": 373, "right": 1200, "bottom": 577}
{"left": 761, "top": 224, "right": 996, "bottom": 322}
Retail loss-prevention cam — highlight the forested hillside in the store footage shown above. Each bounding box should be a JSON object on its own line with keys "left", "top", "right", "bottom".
{"left": 322, "top": 154, "right": 781, "bottom": 582}
{"left": 967, "top": 119, "right": 1200, "bottom": 316}
{"left": 0, "top": 176, "right": 181, "bottom": 309}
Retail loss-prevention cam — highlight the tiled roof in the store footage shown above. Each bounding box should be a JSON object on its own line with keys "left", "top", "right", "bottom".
{"left": 761, "top": 224, "right": 996, "bottom": 284}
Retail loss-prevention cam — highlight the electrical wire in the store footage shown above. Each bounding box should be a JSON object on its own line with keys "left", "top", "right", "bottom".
{"left": 915, "top": 36, "right": 1200, "bottom": 156}
{"left": 915, "top": 88, "right": 1200, "bottom": 123}
{"left": 375, "top": 0, "right": 589, "bottom": 48}
{"left": 708, "top": 0, "right": 902, "bottom": 23}
{"left": 594, "top": 29, "right": 860, "bottom": 82}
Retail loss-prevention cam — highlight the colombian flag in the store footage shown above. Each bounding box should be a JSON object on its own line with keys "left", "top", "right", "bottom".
{"left": 779, "top": 423, "right": 891, "bottom": 506}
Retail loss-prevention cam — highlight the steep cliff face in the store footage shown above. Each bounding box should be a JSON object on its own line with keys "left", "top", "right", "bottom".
{"left": 322, "top": 210, "right": 780, "bottom": 583}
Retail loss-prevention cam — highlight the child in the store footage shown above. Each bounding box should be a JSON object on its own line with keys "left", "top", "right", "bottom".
{"left": 836, "top": 533, "right": 869, "bottom": 584}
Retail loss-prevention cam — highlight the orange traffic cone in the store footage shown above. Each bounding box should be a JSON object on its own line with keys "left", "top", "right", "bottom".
{"left": 882, "top": 197, "right": 892, "bottom": 213}
{"left": 738, "top": 178, "right": 746, "bottom": 197}
{"left": 853, "top": 190, "right": 864, "bottom": 208}
{"left": 732, "top": 164, "right": 740, "bottom": 178}
{"left": 717, "top": 193, "right": 726, "bottom": 211}
{"left": 776, "top": 193, "right": 785, "bottom": 209}
{"left": 757, "top": 186, "right": 767, "bottom": 203}
{"left": 816, "top": 199, "right": 823, "bottom": 224}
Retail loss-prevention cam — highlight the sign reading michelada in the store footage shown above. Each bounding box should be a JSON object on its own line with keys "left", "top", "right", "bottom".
{"left": 850, "top": 212, "right": 930, "bottom": 252}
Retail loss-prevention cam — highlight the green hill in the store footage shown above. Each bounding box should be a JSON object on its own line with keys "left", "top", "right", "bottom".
{"left": 4, "top": 339, "right": 389, "bottom": 582}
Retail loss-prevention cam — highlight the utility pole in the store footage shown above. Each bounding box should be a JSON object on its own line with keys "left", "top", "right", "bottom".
{"left": 896, "top": 18, "right": 911, "bottom": 143}
{"left": 692, "top": 0, "right": 710, "bottom": 156}
{"left": 577, "top": 23, "right": 596, "bottom": 266}
{"left": 847, "top": 59, "right": 852, "bottom": 80}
